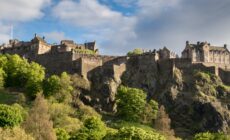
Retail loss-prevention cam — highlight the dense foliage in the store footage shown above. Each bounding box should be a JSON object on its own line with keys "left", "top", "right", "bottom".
{"left": 104, "top": 126, "right": 165, "bottom": 140}
{"left": 71, "top": 117, "right": 106, "bottom": 140}
{"left": 193, "top": 132, "right": 230, "bottom": 140}
{"left": 0, "top": 54, "right": 45, "bottom": 98}
{"left": 0, "top": 104, "right": 23, "bottom": 127}
{"left": 116, "top": 86, "right": 158, "bottom": 123}
{"left": 127, "top": 48, "right": 144, "bottom": 56}
{"left": 23, "top": 94, "right": 57, "bottom": 140}
{"left": 0, "top": 54, "right": 229, "bottom": 140}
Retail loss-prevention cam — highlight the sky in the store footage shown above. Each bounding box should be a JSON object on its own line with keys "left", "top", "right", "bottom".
{"left": 0, "top": 0, "right": 230, "bottom": 55}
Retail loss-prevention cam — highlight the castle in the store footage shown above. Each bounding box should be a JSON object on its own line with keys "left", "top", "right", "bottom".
{"left": 0, "top": 35, "right": 230, "bottom": 85}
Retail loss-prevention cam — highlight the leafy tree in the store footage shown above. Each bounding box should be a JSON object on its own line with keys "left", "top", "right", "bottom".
{"left": 127, "top": 48, "right": 144, "bottom": 56}
{"left": 71, "top": 117, "right": 106, "bottom": 140}
{"left": 55, "top": 128, "right": 70, "bottom": 140}
{"left": 0, "top": 104, "right": 23, "bottom": 127}
{"left": 43, "top": 75, "right": 61, "bottom": 97}
{"left": 49, "top": 103, "right": 82, "bottom": 133}
{"left": 116, "top": 86, "right": 158, "bottom": 122}
{"left": 43, "top": 72, "right": 73, "bottom": 103}
{"left": 4, "top": 54, "right": 30, "bottom": 87}
{"left": 0, "top": 127, "right": 34, "bottom": 140}
{"left": 2, "top": 54, "right": 45, "bottom": 97}
{"left": 104, "top": 126, "right": 166, "bottom": 140}
{"left": 25, "top": 62, "right": 45, "bottom": 97}
{"left": 55, "top": 72, "right": 73, "bottom": 103}
{"left": 23, "top": 94, "right": 56, "bottom": 140}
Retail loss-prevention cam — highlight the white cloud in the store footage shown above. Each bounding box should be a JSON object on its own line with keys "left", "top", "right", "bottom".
{"left": 43, "top": 31, "right": 68, "bottom": 43}
{"left": 0, "top": 0, "right": 51, "bottom": 22}
{"left": 0, "top": 22, "right": 11, "bottom": 44}
{"left": 53, "top": 0, "right": 137, "bottom": 55}
{"left": 0, "top": 0, "right": 50, "bottom": 44}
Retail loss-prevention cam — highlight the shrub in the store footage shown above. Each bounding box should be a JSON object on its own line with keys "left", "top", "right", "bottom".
{"left": 56, "top": 128, "right": 70, "bottom": 140}
{"left": 71, "top": 117, "right": 106, "bottom": 140}
{"left": 0, "top": 127, "right": 34, "bottom": 140}
{"left": 127, "top": 48, "right": 144, "bottom": 56}
{"left": 23, "top": 94, "right": 56, "bottom": 140}
{"left": 0, "top": 104, "right": 23, "bottom": 127}
{"left": 43, "top": 72, "right": 73, "bottom": 103}
{"left": 116, "top": 86, "right": 158, "bottom": 123}
{"left": 193, "top": 132, "right": 229, "bottom": 140}
{"left": 104, "top": 126, "right": 166, "bottom": 140}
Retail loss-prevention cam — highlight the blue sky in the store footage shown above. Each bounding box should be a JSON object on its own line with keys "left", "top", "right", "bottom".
{"left": 1, "top": 0, "right": 230, "bottom": 55}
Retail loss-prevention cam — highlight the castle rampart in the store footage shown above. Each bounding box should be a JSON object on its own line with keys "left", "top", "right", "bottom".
{"left": 1, "top": 36, "right": 230, "bottom": 85}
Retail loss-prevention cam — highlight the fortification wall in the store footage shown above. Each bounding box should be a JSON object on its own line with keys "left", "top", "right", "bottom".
{"left": 80, "top": 56, "right": 103, "bottom": 78}
{"left": 34, "top": 51, "right": 73, "bottom": 75}
{"left": 219, "top": 69, "right": 230, "bottom": 85}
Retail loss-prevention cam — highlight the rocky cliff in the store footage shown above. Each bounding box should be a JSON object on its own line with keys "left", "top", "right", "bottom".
{"left": 81, "top": 56, "right": 230, "bottom": 138}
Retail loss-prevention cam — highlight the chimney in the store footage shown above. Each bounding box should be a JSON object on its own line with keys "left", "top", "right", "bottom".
{"left": 186, "top": 41, "right": 189, "bottom": 45}
{"left": 42, "top": 36, "right": 45, "bottom": 40}
{"left": 224, "top": 44, "right": 227, "bottom": 48}
{"left": 34, "top": 33, "right": 37, "bottom": 37}
{"left": 197, "top": 41, "right": 200, "bottom": 45}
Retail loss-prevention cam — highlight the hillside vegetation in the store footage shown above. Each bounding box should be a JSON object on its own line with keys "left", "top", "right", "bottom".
{"left": 0, "top": 54, "right": 229, "bottom": 140}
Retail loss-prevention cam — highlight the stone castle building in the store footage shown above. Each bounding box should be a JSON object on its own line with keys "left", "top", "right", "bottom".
{"left": 182, "top": 41, "right": 230, "bottom": 65}
{"left": 0, "top": 35, "right": 230, "bottom": 85}
{"left": 0, "top": 34, "right": 98, "bottom": 59}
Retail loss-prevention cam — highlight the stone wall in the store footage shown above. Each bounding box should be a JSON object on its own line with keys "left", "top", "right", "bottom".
{"left": 219, "top": 69, "right": 230, "bottom": 85}
{"left": 34, "top": 51, "right": 73, "bottom": 75}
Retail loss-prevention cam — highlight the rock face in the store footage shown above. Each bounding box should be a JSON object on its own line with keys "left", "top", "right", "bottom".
{"left": 121, "top": 56, "right": 230, "bottom": 138}
{"left": 83, "top": 55, "right": 230, "bottom": 138}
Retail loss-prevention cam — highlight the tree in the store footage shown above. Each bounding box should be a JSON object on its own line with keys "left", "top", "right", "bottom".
{"left": 127, "top": 48, "right": 144, "bottom": 56}
{"left": 116, "top": 86, "right": 158, "bottom": 122}
{"left": 23, "top": 94, "right": 56, "bottom": 140}
{"left": 154, "top": 106, "right": 175, "bottom": 136}
{"left": 43, "top": 75, "right": 61, "bottom": 97}
{"left": 55, "top": 128, "right": 70, "bottom": 140}
{"left": 141, "top": 100, "right": 158, "bottom": 124}
{"left": 49, "top": 103, "right": 82, "bottom": 133}
{"left": 25, "top": 62, "right": 45, "bottom": 97}
{"left": 0, "top": 127, "right": 34, "bottom": 140}
{"left": 2, "top": 54, "right": 45, "bottom": 98}
{"left": 43, "top": 72, "right": 73, "bottom": 103}
{"left": 0, "top": 104, "right": 23, "bottom": 127}
{"left": 71, "top": 117, "right": 106, "bottom": 140}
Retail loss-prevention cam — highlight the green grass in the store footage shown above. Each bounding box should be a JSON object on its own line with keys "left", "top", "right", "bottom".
{"left": 108, "top": 120, "right": 156, "bottom": 132}
{"left": 0, "top": 90, "right": 18, "bottom": 104}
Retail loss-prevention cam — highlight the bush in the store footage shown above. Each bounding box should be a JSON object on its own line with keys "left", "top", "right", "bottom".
{"left": 193, "top": 132, "right": 229, "bottom": 140}
{"left": 23, "top": 94, "right": 56, "bottom": 140}
{"left": 116, "top": 86, "right": 158, "bottom": 123}
{"left": 127, "top": 48, "right": 144, "bottom": 56}
{"left": 3, "top": 54, "right": 45, "bottom": 98}
{"left": 43, "top": 72, "right": 73, "bottom": 103}
{"left": 0, "top": 127, "right": 34, "bottom": 140}
{"left": 193, "top": 132, "right": 230, "bottom": 140}
{"left": 49, "top": 102, "right": 81, "bottom": 134}
{"left": 71, "top": 117, "right": 106, "bottom": 140}
{"left": 56, "top": 128, "right": 70, "bottom": 140}
{"left": 0, "top": 104, "right": 23, "bottom": 127}
{"left": 104, "top": 126, "right": 166, "bottom": 140}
